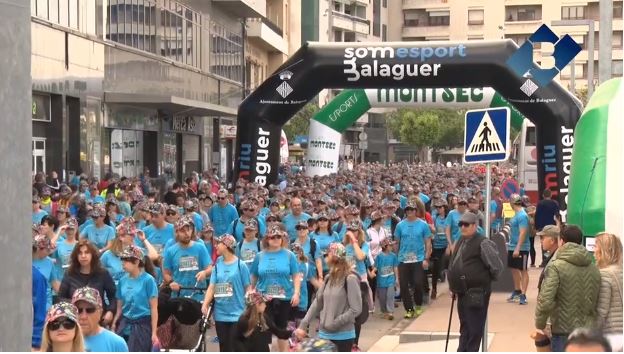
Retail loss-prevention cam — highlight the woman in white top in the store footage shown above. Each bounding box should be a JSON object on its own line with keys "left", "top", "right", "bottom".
{"left": 366, "top": 210, "right": 388, "bottom": 305}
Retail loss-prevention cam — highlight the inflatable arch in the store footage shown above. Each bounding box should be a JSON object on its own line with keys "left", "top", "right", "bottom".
{"left": 305, "top": 87, "right": 526, "bottom": 176}
{"left": 567, "top": 77, "right": 623, "bottom": 238}
{"left": 235, "top": 41, "right": 582, "bottom": 220}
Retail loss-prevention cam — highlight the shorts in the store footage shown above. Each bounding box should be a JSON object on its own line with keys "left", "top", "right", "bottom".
{"left": 507, "top": 250, "right": 529, "bottom": 270}
{"left": 268, "top": 298, "right": 292, "bottom": 329}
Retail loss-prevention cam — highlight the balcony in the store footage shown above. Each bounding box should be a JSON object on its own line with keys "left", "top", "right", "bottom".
{"left": 402, "top": 25, "right": 450, "bottom": 39}
{"left": 246, "top": 18, "right": 287, "bottom": 54}
{"left": 213, "top": 0, "right": 266, "bottom": 18}
{"left": 402, "top": 0, "right": 450, "bottom": 10}
{"left": 332, "top": 11, "right": 370, "bottom": 35}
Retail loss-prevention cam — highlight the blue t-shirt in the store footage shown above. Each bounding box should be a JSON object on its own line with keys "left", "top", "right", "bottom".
{"left": 237, "top": 239, "right": 261, "bottom": 268}
{"left": 345, "top": 242, "right": 370, "bottom": 277}
{"left": 209, "top": 204, "right": 239, "bottom": 236}
{"left": 210, "top": 257, "right": 251, "bottom": 322}
{"left": 32, "top": 210, "right": 48, "bottom": 225}
{"left": 84, "top": 329, "right": 129, "bottom": 352}
{"left": 509, "top": 209, "right": 530, "bottom": 252}
{"left": 419, "top": 193, "right": 431, "bottom": 205}
{"left": 490, "top": 200, "right": 503, "bottom": 230}
{"left": 394, "top": 219, "right": 431, "bottom": 263}
{"left": 375, "top": 252, "right": 398, "bottom": 288}
{"left": 362, "top": 217, "right": 372, "bottom": 231}
{"left": 100, "top": 250, "right": 125, "bottom": 285}
{"left": 228, "top": 217, "right": 267, "bottom": 242}
{"left": 81, "top": 224, "right": 116, "bottom": 250}
{"left": 296, "top": 261, "right": 313, "bottom": 311}
{"left": 51, "top": 240, "right": 76, "bottom": 281}
{"left": 294, "top": 236, "right": 321, "bottom": 273}
{"left": 283, "top": 213, "right": 312, "bottom": 241}
{"left": 191, "top": 212, "right": 204, "bottom": 233}
{"left": 141, "top": 223, "right": 175, "bottom": 255}
{"left": 332, "top": 221, "right": 348, "bottom": 241}
{"left": 433, "top": 215, "right": 448, "bottom": 249}
{"left": 79, "top": 218, "right": 94, "bottom": 233}
{"left": 310, "top": 231, "right": 340, "bottom": 272}
{"left": 250, "top": 249, "right": 299, "bottom": 300}
{"left": 32, "top": 256, "right": 57, "bottom": 311}
{"left": 163, "top": 241, "right": 212, "bottom": 301}
{"left": 32, "top": 266, "right": 47, "bottom": 348}
{"left": 446, "top": 209, "right": 463, "bottom": 243}
{"left": 116, "top": 271, "right": 158, "bottom": 320}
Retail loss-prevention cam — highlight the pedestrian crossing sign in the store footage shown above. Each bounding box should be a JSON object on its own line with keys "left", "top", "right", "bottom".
{"left": 463, "top": 107, "right": 510, "bottom": 164}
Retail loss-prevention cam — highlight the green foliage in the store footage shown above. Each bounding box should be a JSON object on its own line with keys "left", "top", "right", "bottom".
{"left": 388, "top": 108, "right": 465, "bottom": 149}
{"left": 575, "top": 87, "right": 589, "bottom": 107}
{"left": 283, "top": 103, "right": 320, "bottom": 141}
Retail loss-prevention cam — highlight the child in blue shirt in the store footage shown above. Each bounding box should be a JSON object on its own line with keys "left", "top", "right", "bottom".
{"left": 375, "top": 238, "right": 399, "bottom": 320}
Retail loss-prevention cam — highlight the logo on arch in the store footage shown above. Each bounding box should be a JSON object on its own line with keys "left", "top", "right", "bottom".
{"left": 506, "top": 24, "right": 581, "bottom": 97}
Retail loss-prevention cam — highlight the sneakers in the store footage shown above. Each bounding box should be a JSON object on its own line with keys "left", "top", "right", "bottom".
{"left": 415, "top": 306, "right": 424, "bottom": 316}
{"left": 519, "top": 294, "right": 528, "bottom": 305}
{"left": 351, "top": 344, "right": 361, "bottom": 352}
{"left": 404, "top": 309, "right": 415, "bottom": 319}
{"left": 507, "top": 290, "right": 521, "bottom": 303}
{"left": 385, "top": 313, "right": 394, "bottom": 321}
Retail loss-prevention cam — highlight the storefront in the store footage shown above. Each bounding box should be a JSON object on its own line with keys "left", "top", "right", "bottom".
{"left": 162, "top": 115, "right": 204, "bottom": 183}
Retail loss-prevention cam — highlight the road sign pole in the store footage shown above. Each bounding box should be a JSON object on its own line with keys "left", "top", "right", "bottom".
{"left": 482, "top": 162, "right": 492, "bottom": 352}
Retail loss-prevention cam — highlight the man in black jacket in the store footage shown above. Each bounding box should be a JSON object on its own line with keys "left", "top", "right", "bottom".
{"left": 448, "top": 212, "right": 503, "bottom": 352}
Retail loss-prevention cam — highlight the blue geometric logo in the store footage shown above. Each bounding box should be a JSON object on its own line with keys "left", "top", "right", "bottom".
{"left": 506, "top": 24, "right": 582, "bottom": 96}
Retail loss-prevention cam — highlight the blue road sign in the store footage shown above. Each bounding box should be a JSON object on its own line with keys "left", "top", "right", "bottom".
{"left": 463, "top": 107, "right": 510, "bottom": 164}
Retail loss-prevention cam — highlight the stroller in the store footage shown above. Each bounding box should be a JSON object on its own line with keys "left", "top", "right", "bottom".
{"left": 157, "top": 286, "right": 212, "bottom": 352}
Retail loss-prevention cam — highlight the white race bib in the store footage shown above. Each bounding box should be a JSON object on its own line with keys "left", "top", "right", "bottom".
{"left": 266, "top": 284, "right": 286, "bottom": 299}
{"left": 380, "top": 266, "right": 394, "bottom": 277}
{"left": 404, "top": 252, "right": 417, "bottom": 263}
{"left": 214, "top": 282, "right": 234, "bottom": 298}
{"left": 179, "top": 256, "right": 199, "bottom": 272}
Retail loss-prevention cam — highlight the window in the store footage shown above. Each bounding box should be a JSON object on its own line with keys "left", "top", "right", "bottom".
{"left": 32, "top": 94, "right": 51, "bottom": 122}
{"left": 517, "top": 8, "right": 537, "bottom": 21}
{"left": 382, "top": 24, "right": 387, "bottom": 41}
{"left": 561, "top": 6, "right": 585, "bottom": 20}
{"left": 373, "top": 0, "right": 380, "bottom": 37}
{"left": 468, "top": 9, "right": 484, "bottom": 25}
{"left": 428, "top": 14, "right": 450, "bottom": 26}
{"left": 613, "top": 31, "right": 623, "bottom": 49}
{"left": 614, "top": 2, "right": 623, "bottom": 19}
{"left": 383, "top": 0, "right": 387, "bottom": 8}
{"left": 32, "top": 0, "right": 80, "bottom": 31}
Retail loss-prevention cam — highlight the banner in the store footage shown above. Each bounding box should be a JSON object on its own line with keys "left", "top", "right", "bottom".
{"left": 305, "top": 120, "right": 342, "bottom": 176}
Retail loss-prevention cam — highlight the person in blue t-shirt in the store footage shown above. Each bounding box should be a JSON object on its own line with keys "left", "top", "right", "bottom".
{"left": 202, "top": 234, "right": 251, "bottom": 352}
{"left": 250, "top": 225, "right": 301, "bottom": 352}
{"left": 374, "top": 238, "right": 399, "bottom": 320}
{"left": 112, "top": 245, "right": 158, "bottom": 352}
{"left": 209, "top": 189, "right": 239, "bottom": 237}
{"left": 394, "top": 202, "right": 432, "bottom": 318}
{"left": 141, "top": 203, "right": 175, "bottom": 256}
{"left": 227, "top": 200, "right": 267, "bottom": 242}
{"left": 72, "top": 287, "right": 129, "bottom": 352}
{"left": 80, "top": 206, "right": 116, "bottom": 252}
{"left": 32, "top": 234, "right": 60, "bottom": 311}
{"left": 332, "top": 205, "right": 359, "bottom": 241}
{"left": 32, "top": 266, "right": 48, "bottom": 350}
{"left": 51, "top": 218, "right": 79, "bottom": 282}
{"left": 431, "top": 202, "right": 450, "bottom": 299}
{"left": 40, "top": 302, "right": 84, "bottom": 352}
{"left": 163, "top": 215, "right": 213, "bottom": 302}
{"left": 310, "top": 216, "right": 340, "bottom": 276}
{"left": 183, "top": 200, "right": 204, "bottom": 233}
{"left": 236, "top": 218, "right": 262, "bottom": 268}
{"left": 506, "top": 195, "right": 531, "bottom": 305}
{"left": 290, "top": 242, "right": 313, "bottom": 323}
{"left": 445, "top": 200, "right": 468, "bottom": 255}
{"left": 282, "top": 198, "right": 311, "bottom": 242}
{"left": 32, "top": 196, "right": 49, "bottom": 225}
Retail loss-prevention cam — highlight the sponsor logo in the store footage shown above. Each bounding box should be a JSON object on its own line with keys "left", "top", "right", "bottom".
{"left": 260, "top": 69, "right": 306, "bottom": 105}
{"left": 376, "top": 88, "right": 484, "bottom": 104}
{"left": 329, "top": 92, "right": 360, "bottom": 122}
{"left": 506, "top": 25, "right": 581, "bottom": 97}
{"left": 343, "top": 45, "right": 466, "bottom": 82}
{"left": 541, "top": 125, "right": 573, "bottom": 222}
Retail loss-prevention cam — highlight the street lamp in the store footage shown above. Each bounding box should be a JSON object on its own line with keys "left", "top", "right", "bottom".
{"left": 551, "top": 19, "right": 595, "bottom": 97}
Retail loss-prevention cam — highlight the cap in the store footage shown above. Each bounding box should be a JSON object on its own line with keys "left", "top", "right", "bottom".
{"left": 175, "top": 215, "right": 195, "bottom": 230}
{"left": 149, "top": 202, "right": 166, "bottom": 215}
{"left": 183, "top": 200, "right": 195, "bottom": 211}
{"left": 216, "top": 234, "right": 236, "bottom": 249}
{"left": 326, "top": 242, "right": 347, "bottom": 260}
{"left": 316, "top": 212, "right": 329, "bottom": 221}
{"left": 295, "top": 220, "right": 308, "bottom": 229}
{"left": 346, "top": 219, "right": 362, "bottom": 231}
{"left": 537, "top": 225, "right": 560, "bottom": 237}
{"left": 244, "top": 218, "right": 259, "bottom": 230}
{"left": 265, "top": 213, "right": 281, "bottom": 222}
{"left": 71, "top": 287, "right": 103, "bottom": 308}
{"left": 267, "top": 224, "right": 283, "bottom": 236}
{"left": 56, "top": 206, "right": 70, "bottom": 215}
{"left": 370, "top": 211, "right": 383, "bottom": 221}
{"left": 405, "top": 202, "right": 418, "bottom": 210}
{"left": 33, "top": 233, "right": 51, "bottom": 250}
{"left": 380, "top": 238, "right": 395, "bottom": 249}
{"left": 347, "top": 205, "right": 360, "bottom": 215}
{"left": 459, "top": 212, "right": 479, "bottom": 225}
{"left": 116, "top": 217, "right": 137, "bottom": 235}
{"left": 41, "top": 186, "right": 52, "bottom": 196}
{"left": 245, "top": 290, "right": 271, "bottom": 306}
{"left": 290, "top": 242, "right": 303, "bottom": 254}
{"left": 218, "top": 188, "right": 228, "bottom": 196}
{"left": 65, "top": 218, "right": 79, "bottom": 230}
{"left": 166, "top": 204, "right": 179, "bottom": 214}
{"left": 510, "top": 194, "right": 523, "bottom": 205}
{"left": 120, "top": 245, "right": 144, "bottom": 261}
{"left": 46, "top": 302, "right": 79, "bottom": 325}
{"left": 433, "top": 199, "right": 447, "bottom": 208}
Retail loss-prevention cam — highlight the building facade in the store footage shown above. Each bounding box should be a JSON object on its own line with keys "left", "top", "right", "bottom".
{"left": 30, "top": 0, "right": 273, "bottom": 184}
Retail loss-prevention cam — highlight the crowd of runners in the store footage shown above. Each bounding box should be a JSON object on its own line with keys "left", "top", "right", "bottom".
{"left": 29, "top": 161, "right": 622, "bottom": 352}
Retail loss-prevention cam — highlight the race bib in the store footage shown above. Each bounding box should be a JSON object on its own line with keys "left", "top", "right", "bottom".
{"left": 380, "top": 266, "right": 394, "bottom": 277}
{"left": 214, "top": 282, "right": 234, "bottom": 298}
{"left": 61, "top": 254, "right": 71, "bottom": 269}
{"left": 404, "top": 252, "right": 417, "bottom": 263}
{"left": 241, "top": 249, "right": 257, "bottom": 263}
{"left": 266, "top": 284, "right": 286, "bottom": 299}
{"left": 179, "top": 256, "right": 199, "bottom": 272}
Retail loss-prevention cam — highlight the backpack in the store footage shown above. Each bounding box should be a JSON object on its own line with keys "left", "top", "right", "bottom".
{"left": 238, "top": 238, "right": 261, "bottom": 254}
{"left": 341, "top": 272, "right": 369, "bottom": 326}
{"left": 232, "top": 217, "right": 260, "bottom": 238}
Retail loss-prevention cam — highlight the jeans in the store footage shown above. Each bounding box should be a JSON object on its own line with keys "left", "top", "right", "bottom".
{"left": 551, "top": 334, "right": 568, "bottom": 352}
{"left": 398, "top": 262, "right": 425, "bottom": 310}
{"left": 377, "top": 286, "right": 395, "bottom": 314}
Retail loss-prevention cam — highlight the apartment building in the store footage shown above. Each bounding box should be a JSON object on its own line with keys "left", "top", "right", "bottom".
{"left": 388, "top": 0, "right": 623, "bottom": 92}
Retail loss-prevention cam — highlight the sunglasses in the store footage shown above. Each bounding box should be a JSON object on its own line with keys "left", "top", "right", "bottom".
{"left": 318, "top": 218, "right": 328, "bottom": 222}
{"left": 266, "top": 218, "right": 278, "bottom": 222}
{"left": 166, "top": 211, "right": 177, "bottom": 216}
{"left": 76, "top": 306, "right": 97, "bottom": 314}
{"left": 218, "top": 197, "right": 227, "bottom": 200}
{"left": 48, "top": 319, "right": 77, "bottom": 331}
{"left": 265, "top": 235, "right": 281, "bottom": 240}
{"left": 296, "top": 226, "right": 307, "bottom": 231}
{"left": 458, "top": 222, "right": 473, "bottom": 228}
{"left": 243, "top": 208, "right": 256, "bottom": 212}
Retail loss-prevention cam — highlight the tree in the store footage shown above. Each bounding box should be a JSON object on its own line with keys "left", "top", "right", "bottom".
{"left": 575, "top": 87, "right": 589, "bottom": 107}
{"left": 388, "top": 108, "right": 464, "bottom": 149}
{"left": 282, "top": 103, "right": 319, "bottom": 141}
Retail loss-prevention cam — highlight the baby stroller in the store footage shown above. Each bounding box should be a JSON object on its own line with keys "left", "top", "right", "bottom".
{"left": 157, "top": 286, "right": 212, "bottom": 352}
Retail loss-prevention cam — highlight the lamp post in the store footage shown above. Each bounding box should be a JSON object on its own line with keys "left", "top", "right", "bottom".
{"left": 551, "top": 19, "right": 595, "bottom": 97}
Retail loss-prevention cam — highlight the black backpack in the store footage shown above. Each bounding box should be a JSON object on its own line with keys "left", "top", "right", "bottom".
{"left": 238, "top": 238, "right": 261, "bottom": 254}
{"left": 341, "top": 272, "right": 369, "bottom": 326}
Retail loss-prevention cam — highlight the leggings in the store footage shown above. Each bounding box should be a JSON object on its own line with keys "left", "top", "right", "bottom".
{"left": 367, "top": 272, "right": 377, "bottom": 302}
{"left": 431, "top": 247, "right": 447, "bottom": 292}
{"left": 214, "top": 321, "right": 236, "bottom": 352}
{"left": 331, "top": 338, "right": 355, "bottom": 352}
{"left": 529, "top": 236, "right": 536, "bottom": 266}
{"left": 398, "top": 262, "right": 425, "bottom": 311}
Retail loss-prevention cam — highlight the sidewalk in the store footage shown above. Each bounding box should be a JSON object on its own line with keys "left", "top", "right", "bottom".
{"left": 370, "top": 266, "right": 543, "bottom": 352}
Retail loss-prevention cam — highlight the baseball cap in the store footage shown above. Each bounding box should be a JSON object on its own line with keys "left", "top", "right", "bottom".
{"left": 216, "top": 234, "right": 236, "bottom": 249}
{"left": 46, "top": 302, "right": 79, "bottom": 325}
{"left": 346, "top": 219, "right": 362, "bottom": 231}
{"left": 244, "top": 218, "right": 259, "bottom": 230}
{"left": 510, "top": 194, "right": 523, "bottom": 205}
{"left": 175, "top": 215, "right": 194, "bottom": 230}
{"left": 459, "top": 212, "right": 479, "bottom": 225}
{"left": 326, "top": 243, "right": 347, "bottom": 259}
{"left": 33, "top": 233, "right": 51, "bottom": 250}
{"left": 71, "top": 287, "right": 103, "bottom": 308}
{"left": 120, "top": 245, "right": 144, "bottom": 261}
{"left": 149, "top": 202, "right": 166, "bottom": 215}
{"left": 537, "top": 225, "right": 560, "bottom": 237}
{"left": 370, "top": 211, "right": 383, "bottom": 221}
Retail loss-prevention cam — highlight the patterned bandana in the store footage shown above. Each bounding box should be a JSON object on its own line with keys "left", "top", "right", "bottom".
{"left": 346, "top": 219, "right": 362, "bottom": 231}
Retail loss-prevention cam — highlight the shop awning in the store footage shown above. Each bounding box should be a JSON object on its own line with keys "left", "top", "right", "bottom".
{"left": 104, "top": 92, "right": 237, "bottom": 118}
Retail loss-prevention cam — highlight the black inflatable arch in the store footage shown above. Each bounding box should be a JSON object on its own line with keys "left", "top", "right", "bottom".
{"left": 235, "top": 40, "right": 582, "bottom": 219}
